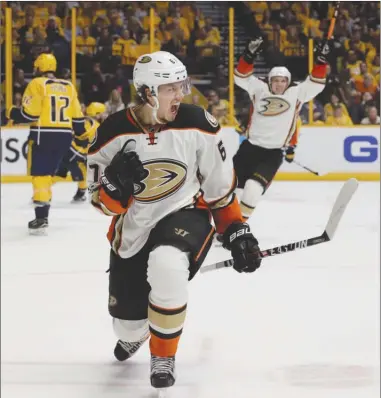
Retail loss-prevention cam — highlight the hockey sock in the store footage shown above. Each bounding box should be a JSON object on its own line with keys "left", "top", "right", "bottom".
{"left": 240, "top": 179, "right": 264, "bottom": 220}
{"left": 148, "top": 300, "right": 187, "bottom": 357}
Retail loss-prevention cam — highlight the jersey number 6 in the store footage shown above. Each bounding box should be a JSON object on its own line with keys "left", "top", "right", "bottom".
{"left": 218, "top": 140, "right": 226, "bottom": 161}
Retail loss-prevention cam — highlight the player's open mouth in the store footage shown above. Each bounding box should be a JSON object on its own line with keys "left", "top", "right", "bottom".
{"left": 171, "top": 105, "right": 179, "bottom": 114}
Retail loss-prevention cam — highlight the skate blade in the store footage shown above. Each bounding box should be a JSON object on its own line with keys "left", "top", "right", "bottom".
{"left": 71, "top": 199, "right": 87, "bottom": 204}
{"left": 157, "top": 388, "right": 168, "bottom": 398}
{"left": 29, "top": 228, "right": 48, "bottom": 236}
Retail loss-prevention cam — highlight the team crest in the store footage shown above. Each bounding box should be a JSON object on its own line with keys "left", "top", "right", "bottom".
{"left": 259, "top": 97, "right": 291, "bottom": 116}
{"left": 134, "top": 159, "right": 187, "bottom": 203}
{"left": 138, "top": 56, "right": 152, "bottom": 64}
{"left": 204, "top": 110, "right": 219, "bottom": 127}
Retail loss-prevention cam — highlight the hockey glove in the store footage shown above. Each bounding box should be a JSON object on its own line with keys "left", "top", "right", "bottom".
{"left": 242, "top": 37, "right": 264, "bottom": 64}
{"left": 284, "top": 146, "right": 295, "bottom": 163}
{"left": 101, "top": 150, "right": 146, "bottom": 207}
{"left": 222, "top": 222, "right": 262, "bottom": 273}
{"left": 314, "top": 40, "right": 331, "bottom": 65}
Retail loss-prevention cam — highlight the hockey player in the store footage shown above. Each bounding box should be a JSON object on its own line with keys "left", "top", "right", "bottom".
{"left": 233, "top": 37, "right": 329, "bottom": 221}
{"left": 55, "top": 102, "right": 106, "bottom": 202}
{"left": 87, "top": 51, "right": 262, "bottom": 390}
{"left": 6, "top": 53, "right": 85, "bottom": 234}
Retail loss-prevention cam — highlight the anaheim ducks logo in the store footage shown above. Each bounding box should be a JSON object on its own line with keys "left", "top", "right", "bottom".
{"left": 259, "top": 97, "right": 291, "bottom": 116}
{"left": 138, "top": 55, "right": 152, "bottom": 64}
{"left": 134, "top": 159, "right": 187, "bottom": 203}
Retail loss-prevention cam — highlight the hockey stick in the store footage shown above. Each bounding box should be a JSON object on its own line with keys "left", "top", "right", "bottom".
{"left": 201, "top": 178, "right": 358, "bottom": 274}
{"left": 293, "top": 160, "right": 321, "bottom": 176}
{"left": 327, "top": 2, "right": 340, "bottom": 40}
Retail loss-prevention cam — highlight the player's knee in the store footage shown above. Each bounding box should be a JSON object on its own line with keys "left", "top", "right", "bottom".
{"left": 112, "top": 318, "right": 149, "bottom": 342}
{"left": 242, "top": 179, "right": 264, "bottom": 207}
{"left": 147, "top": 245, "right": 189, "bottom": 308}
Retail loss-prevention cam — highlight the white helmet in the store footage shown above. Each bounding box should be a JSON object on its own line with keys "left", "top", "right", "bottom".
{"left": 133, "top": 51, "right": 190, "bottom": 101}
{"left": 268, "top": 66, "right": 291, "bottom": 84}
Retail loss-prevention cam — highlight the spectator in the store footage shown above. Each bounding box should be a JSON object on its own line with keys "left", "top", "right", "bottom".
{"left": 346, "top": 51, "right": 363, "bottom": 77}
{"left": 300, "top": 100, "right": 324, "bottom": 124}
{"left": 106, "top": 65, "right": 131, "bottom": 105}
{"left": 361, "top": 106, "right": 380, "bottom": 124}
{"left": 63, "top": 15, "right": 81, "bottom": 42}
{"left": 108, "top": 9, "right": 123, "bottom": 37}
{"left": 206, "top": 89, "right": 229, "bottom": 115}
{"left": 81, "top": 62, "right": 107, "bottom": 104}
{"left": 91, "top": 16, "right": 108, "bottom": 39}
{"left": 354, "top": 73, "right": 378, "bottom": 96}
{"left": 13, "top": 69, "right": 27, "bottom": 96}
{"left": 326, "top": 105, "right": 354, "bottom": 126}
{"left": 13, "top": 92, "right": 22, "bottom": 107}
{"left": 18, "top": 14, "right": 35, "bottom": 45}
{"left": 324, "top": 94, "right": 350, "bottom": 119}
{"left": 77, "top": 26, "right": 96, "bottom": 56}
{"left": 344, "top": 28, "right": 367, "bottom": 56}
{"left": 105, "top": 89, "right": 125, "bottom": 115}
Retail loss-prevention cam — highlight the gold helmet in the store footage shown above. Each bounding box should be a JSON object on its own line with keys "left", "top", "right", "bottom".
{"left": 86, "top": 102, "right": 106, "bottom": 117}
{"left": 34, "top": 53, "right": 57, "bottom": 73}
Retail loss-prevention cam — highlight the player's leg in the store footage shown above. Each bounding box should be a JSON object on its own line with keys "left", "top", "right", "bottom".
{"left": 146, "top": 208, "right": 214, "bottom": 388}
{"left": 66, "top": 160, "right": 88, "bottom": 203}
{"left": 233, "top": 141, "right": 261, "bottom": 221}
{"left": 108, "top": 248, "right": 151, "bottom": 361}
{"left": 27, "top": 139, "right": 54, "bottom": 234}
{"left": 27, "top": 134, "right": 73, "bottom": 234}
{"left": 240, "top": 147, "right": 284, "bottom": 221}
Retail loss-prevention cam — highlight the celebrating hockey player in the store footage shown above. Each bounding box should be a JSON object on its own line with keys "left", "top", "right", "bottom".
{"left": 6, "top": 53, "right": 85, "bottom": 234}
{"left": 233, "top": 37, "right": 329, "bottom": 221}
{"left": 87, "top": 51, "right": 262, "bottom": 391}
{"left": 55, "top": 102, "right": 106, "bottom": 203}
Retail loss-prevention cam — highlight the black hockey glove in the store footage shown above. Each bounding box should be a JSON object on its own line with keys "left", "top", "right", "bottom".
{"left": 284, "top": 146, "right": 295, "bottom": 163}
{"left": 314, "top": 40, "right": 331, "bottom": 65}
{"left": 101, "top": 150, "right": 146, "bottom": 207}
{"left": 222, "top": 222, "right": 262, "bottom": 273}
{"left": 242, "top": 36, "right": 264, "bottom": 64}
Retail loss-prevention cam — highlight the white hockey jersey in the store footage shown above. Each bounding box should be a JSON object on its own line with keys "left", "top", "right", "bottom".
{"left": 87, "top": 104, "right": 240, "bottom": 258}
{"left": 234, "top": 58, "right": 327, "bottom": 149}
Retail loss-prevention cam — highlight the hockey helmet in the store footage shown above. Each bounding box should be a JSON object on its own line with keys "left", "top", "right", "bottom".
{"left": 86, "top": 102, "right": 106, "bottom": 117}
{"left": 34, "top": 53, "right": 57, "bottom": 73}
{"left": 133, "top": 51, "right": 191, "bottom": 101}
{"left": 268, "top": 66, "right": 291, "bottom": 84}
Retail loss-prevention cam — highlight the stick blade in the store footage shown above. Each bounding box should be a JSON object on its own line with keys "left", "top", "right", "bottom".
{"left": 324, "top": 178, "right": 359, "bottom": 240}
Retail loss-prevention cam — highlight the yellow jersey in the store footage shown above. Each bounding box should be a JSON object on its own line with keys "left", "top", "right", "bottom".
{"left": 16, "top": 77, "right": 84, "bottom": 135}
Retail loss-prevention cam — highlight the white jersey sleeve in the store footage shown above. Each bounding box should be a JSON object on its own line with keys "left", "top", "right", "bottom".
{"left": 296, "top": 71, "right": 327, "bottom": 103}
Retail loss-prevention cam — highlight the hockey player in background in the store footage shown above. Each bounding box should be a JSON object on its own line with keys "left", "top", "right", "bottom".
{"left": 55, "top": 102, "right": 106, "bottom": 202}
{"left": 6, "top": 53, "right": 85, "bottom": 234}
{"left": 87, "top": 51, "right": 262, "bottom": 390}
{"left": 233, "top": 37, "right": 329, "bottom": 221}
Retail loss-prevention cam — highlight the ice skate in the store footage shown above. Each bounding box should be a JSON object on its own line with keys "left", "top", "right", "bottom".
{"left": 113, "top": 334, "right": 149, "bottom": 361}
{"left": 150, "top": 355, "right": 176, "bottom": 389}
{"left": 71, "top": 188, "right": 87, "bottom": 203}
{"left": 28, "top": 218, "right": 48, "bottom": 235}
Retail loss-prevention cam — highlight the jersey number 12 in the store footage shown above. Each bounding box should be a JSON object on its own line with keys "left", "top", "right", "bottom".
{"left": 50, "top": 96, "right": 70, "bottom": 123}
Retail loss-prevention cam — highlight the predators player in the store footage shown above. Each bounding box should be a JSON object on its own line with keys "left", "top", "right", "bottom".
{"left": 56, "top": 102, "right": 106, "bottom": 203}
{"left": 7, "top": 53, "right": 85, "bottom": 234}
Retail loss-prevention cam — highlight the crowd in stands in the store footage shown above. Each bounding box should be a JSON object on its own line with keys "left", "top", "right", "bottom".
{"left": 1, "top": 1, "right": 379, "bottom": 128}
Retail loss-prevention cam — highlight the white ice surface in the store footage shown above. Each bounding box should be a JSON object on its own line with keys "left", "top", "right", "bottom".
{"left": 1, "top": 181, "right": 380, "bottom": 398}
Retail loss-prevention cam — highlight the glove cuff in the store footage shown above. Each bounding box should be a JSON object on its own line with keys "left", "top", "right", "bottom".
{"left": 222, "top": 222, "right": 253, "bottom": 250}
{"left": 242, "top": 50, "right": 255, "bottom": 64}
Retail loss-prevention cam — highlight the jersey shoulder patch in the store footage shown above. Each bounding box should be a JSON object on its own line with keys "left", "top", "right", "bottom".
{"left": 168, "top": 103, "right": 220, "bottom": 134}
{"left": 88, "top": 108, "right": 141, "bottom": 154}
